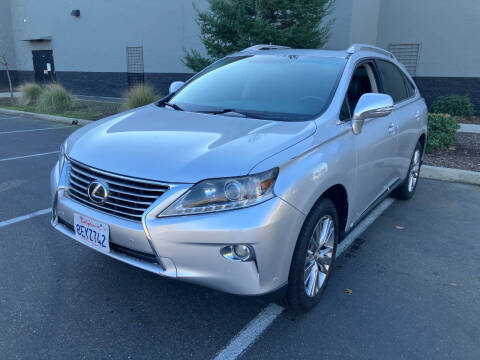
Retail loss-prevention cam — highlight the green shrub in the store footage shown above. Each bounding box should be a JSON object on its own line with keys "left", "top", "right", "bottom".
{"left": 125, "top": 84, "right": 156, "bottom": 109}
{"left": 19, "top": 82, "right": 42, "bottom": 105}
{"left": 431, "top": 94, "right": 474, "bottom": 117}
{"left": 426, "top": 113, "right": 460, "bottom": 152}
{"left": 36, "top": 84, "right": 74, "bottom": 113}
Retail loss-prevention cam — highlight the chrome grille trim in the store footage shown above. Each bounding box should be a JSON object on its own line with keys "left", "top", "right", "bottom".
{"left": 70, "top": 167, "right": 166, "bottom": 194}
{"left": 67, "top": 160, "right": 170, "bottom": 222}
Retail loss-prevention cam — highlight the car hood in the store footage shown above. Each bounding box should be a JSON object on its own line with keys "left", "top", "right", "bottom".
{"left": 67, "top": 105, "right": 316, "bottom": 183}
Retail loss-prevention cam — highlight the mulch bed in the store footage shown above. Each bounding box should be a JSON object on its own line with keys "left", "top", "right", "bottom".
{"left": 457, "top": 116, "right": 480, "bottom": 124}
{"left": 423, "top": 133, "right": 480, "bottom": 172}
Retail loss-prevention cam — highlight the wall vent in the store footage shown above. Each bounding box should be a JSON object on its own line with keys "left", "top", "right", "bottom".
{"left": 388, "top": 43, "right": 421, "bottom": 76}
{"left": 126, "top": 46, "right": 144, "bottom": 87}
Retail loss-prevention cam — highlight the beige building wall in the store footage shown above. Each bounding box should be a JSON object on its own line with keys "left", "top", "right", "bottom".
{"left": 376, "top": 0, "right": 480, "bottom": 77}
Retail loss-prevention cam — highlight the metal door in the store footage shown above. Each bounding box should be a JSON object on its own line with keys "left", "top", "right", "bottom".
{"left": 32, "top": 50, "right": 56, "bottom": 83}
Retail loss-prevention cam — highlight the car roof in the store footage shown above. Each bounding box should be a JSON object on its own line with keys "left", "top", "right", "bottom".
{"left": 230, "top": 48, "right": 349, "bottom": 59}
{"left": 229, "top": 43, "right": 397, "bottom": 62}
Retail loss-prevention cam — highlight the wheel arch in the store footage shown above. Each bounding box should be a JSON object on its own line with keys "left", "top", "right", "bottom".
{"left": 418, "top": 133, "right": 427, "bottom": 155}
{"left": 301, "top": 183, "right": 349, "bottom": 235}
{"left": 321, "top": 184, "right": 349, "bottom": 235}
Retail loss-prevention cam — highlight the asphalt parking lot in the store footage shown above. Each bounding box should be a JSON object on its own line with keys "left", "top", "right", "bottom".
{"left": 0, "top": 113, "right": 479, "bottom": 360}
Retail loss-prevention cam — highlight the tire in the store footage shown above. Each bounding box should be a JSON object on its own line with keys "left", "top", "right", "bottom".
{"left": 393, "top": 142, "right": 422, "bottom": 200}
{"left": 284, "top": 198, "right": 339, "bottom": 313}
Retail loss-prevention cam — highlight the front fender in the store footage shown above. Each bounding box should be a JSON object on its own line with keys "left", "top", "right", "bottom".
{"left": 251, "top": 126, "right": 356, "bottom": 228}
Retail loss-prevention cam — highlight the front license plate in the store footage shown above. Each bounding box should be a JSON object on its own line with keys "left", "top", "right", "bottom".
{"left": 73, "top": 213, "right": 110, "bottom": 253}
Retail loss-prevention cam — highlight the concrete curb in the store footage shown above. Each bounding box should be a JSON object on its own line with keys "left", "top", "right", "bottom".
{"left": 0, "top": 108, "right": 93, "bottom": 126}
{"left": 420, "top": 165, "right": 480, "bottom": 186}
{"left": 458, "top": 123, "right": 480, "bottom": 134}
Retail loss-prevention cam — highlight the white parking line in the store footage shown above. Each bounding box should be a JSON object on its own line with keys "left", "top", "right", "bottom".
{"left": 0, "top": 208, "right": 51, "bottom": 228}
{"left": 0, "top": 126, "right": 74, "bottom": 135}
{"left": 0, "top": 115, "right": 24, "bottom": 120}
{"left": 214, "top": 303, "right": 285, "bottom": 360}
{"left": 0, "top": 151, "right": 59, "bottom": 162}
{"left": 213, "top": 198, "right": 395, "bottom": 360}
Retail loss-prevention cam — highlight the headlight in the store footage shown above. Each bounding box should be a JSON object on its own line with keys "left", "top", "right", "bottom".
{"left": 159, "top": 168, "right": 279, "bottom": 217}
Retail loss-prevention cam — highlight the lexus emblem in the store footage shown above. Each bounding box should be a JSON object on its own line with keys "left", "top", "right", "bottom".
{"left": 87, "top": 180, "right": 109, "bottom": 204}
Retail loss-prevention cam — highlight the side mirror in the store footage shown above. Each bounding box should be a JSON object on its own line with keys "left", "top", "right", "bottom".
{"left": 352, "top": 93, "right": 394, "bottom": 135}
{"left": 169, "top": 81, "right": 185, "bottom": 94}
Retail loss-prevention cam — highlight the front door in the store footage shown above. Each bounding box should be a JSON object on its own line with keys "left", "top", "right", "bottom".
{"left": 32, "top": 50, "right": 56, "bottom": 83}
{"left": 342, "top": 62, "right": 398, "bottom": 221}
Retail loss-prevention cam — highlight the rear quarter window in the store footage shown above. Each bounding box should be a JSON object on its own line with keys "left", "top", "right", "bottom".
{"left": 403, "top": 76, "right": 416, "bottom": 98}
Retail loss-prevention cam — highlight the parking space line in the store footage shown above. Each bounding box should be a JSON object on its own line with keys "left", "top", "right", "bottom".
{"left": 213, "top": 303, "right": 285, "bottom": 360}
{"left": 0, "top": 151, "right": 59, "bottom": 162}
{"left": 0, "top": 117, "right": 28, "bottom": 122}
{"left": 0, "top": 208, "right": 51, "bottom": 228}
{"left": 213, "top": 198, "right": 395, "bottom": 360}
{"left": 0, "top": 126, "right": 74, "bottom": 135}
{"left": 0, "top": 115, "right": 24, "bottom": 120}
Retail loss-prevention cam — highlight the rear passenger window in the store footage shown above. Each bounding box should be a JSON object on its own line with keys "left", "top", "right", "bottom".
{"left": 376, "top": 60, "right": 408, "bottom": 103}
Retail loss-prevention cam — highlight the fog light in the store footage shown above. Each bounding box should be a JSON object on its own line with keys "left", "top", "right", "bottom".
{"left": 220, "top": 244, "right": 255, "bottom": 262}
{"left": 234, "top": 244, "right": 250, "bottom": 259}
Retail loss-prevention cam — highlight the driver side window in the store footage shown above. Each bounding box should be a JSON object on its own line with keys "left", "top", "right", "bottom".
{"left": 339, "top": 63, "right": 379, "bottom": 121}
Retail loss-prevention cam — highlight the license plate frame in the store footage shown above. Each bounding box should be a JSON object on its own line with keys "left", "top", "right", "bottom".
{"left": 73, "top": 213, "right": 110, "bottom": 253}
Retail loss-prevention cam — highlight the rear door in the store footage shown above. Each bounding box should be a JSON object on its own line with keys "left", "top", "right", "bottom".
{"left": 375, "top": 60, "right": 422, "bottom": 179}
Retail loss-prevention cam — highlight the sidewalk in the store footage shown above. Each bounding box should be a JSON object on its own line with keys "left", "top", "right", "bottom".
{"left": 0, "top": 92, "right": 21, "bottom": 98}
{"left": 0, "top": 91, "right": 124, "bottom": 103}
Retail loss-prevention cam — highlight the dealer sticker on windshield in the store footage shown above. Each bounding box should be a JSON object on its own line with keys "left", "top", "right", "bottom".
{"left": 73, "top": 213, "right": 110, "bottom": 253}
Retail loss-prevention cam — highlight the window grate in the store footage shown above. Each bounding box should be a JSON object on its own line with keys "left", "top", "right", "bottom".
{"left": 126, "top": 46, "right": 144, "bottom": 87}
{"left": 388, "top": 43, "right": 420, "bottom": 76}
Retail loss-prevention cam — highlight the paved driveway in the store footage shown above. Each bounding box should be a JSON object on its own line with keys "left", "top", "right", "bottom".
{"left": 0, "top": 113, "right": 479, "bottom": 359}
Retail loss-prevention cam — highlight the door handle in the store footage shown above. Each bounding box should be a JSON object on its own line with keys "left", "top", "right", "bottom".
{"left": 388, "top": 123, "right": 396, "bottom": 135}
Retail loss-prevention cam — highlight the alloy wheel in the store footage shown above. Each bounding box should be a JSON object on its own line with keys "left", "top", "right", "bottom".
{"left": 304, "top": 215, "right": 335, "bottom": 297}
{"left": 408, "top": 149, "right": 421, "bottom": 192}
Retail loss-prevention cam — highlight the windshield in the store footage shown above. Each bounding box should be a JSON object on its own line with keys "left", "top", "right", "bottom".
{"left": 168, "top": 55, "right": 346, "bottom": 121}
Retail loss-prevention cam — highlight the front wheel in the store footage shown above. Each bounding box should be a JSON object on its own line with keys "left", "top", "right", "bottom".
{"left": 284, "top": 198, "right": 338, "bottom": 312}
{"left": 393, "top": 142, "right": 422, "bottom": 200}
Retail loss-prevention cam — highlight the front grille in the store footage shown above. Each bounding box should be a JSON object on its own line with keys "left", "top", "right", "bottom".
{"left": 67, "top": 160, "right": 169, "bottom": 222}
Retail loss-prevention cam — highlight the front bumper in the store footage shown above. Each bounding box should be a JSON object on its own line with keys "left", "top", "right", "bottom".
{"left": 50, "top": 162, "right": 305, "bottom": 295}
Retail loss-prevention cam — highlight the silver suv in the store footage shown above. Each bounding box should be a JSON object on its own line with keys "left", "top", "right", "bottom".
{"left": 51, "top": 44, "right": 427, "bottom": 312}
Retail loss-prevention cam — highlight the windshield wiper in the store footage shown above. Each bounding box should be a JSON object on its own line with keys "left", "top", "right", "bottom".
{"left": 163, "top": 102, "right": 184, "bottom": 111}
{"left": 201, "top": 108, "right": 264, "bottom": 119}
{"left": 210, "top": 108, "right": 236, "bottom": 115}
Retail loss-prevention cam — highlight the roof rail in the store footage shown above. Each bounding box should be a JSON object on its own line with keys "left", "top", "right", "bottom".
{"left": 241, "top": 44, "right": 291, "bottom": 52}
{"left": 346, "top": 44, "right": 395, "bottom": 59}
